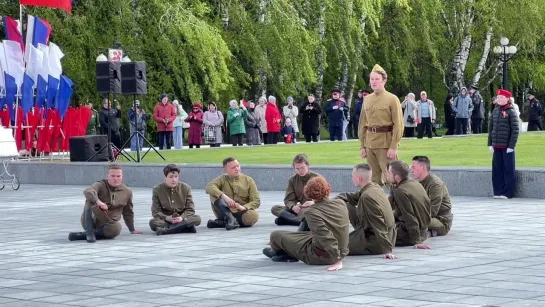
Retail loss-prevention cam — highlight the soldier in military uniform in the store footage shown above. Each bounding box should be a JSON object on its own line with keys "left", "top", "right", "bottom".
{"left": 386, "top": 161, "right": 431, "bottom": 249}
{"left": 335, "top": 163, "right": 397, "bottom": 258}
{"left": 85, "top": 100, "right": 99, "bottom": 135}
{"left": 263, "top": 176, "right": 349, "bottom": 271}
{"left": 359, "top": 64, "right": 404, "bottom": 186}
{"left": 68, "top": 164, "right": 143, "bottom": 243}
{"left": 150, "top": 164, "right": 202, "bottom": 235}
{"left": 205, "top": 157, "right": 260, "bottom": 230}
{"left": 271, "top": 154, "right": 320, "bottom": 226}
{"left": 411, "top": 156, "right": 453, "bottom": 237}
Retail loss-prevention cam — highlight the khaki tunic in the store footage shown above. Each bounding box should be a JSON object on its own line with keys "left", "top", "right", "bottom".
{"left": 82, "top": 180, "right": 135, "bottom": 238}
{"left": 206, "top": 173, "right": 261, "bottom": 226}
{"left": 336, "top": 183, "right": 396, "bottom": 255}
{"left": 358, "top": 90, "right": 404, "bottom": 150}
{"left": 270, "top": 198, "right": 349, "bottom": 265}
{"left": 419, "top": 174, "right": 453, "bottom": 236}
{"left": 149, "top": 182, "right": 202, "bottom": 230}
{"left": 271, "top": 171, "right": 320, "bottom": 218}
{"left": 390, "top": 179, "right": 431, "bottom": 246}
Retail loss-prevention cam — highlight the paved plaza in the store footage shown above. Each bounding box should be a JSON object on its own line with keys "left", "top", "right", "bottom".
{"left": 0, "top": 185, "right": 544, "bottom": 307}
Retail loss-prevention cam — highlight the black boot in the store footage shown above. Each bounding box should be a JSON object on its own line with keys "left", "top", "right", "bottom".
{"left": 275, "top": 211, "right": 301, "bottom": 226}
{"left": 68, "top": 232, "right": 86, "bottom": 241}
{"left": 207, "top": 219, "right": 225, "bottom": 228}
{"left": 263, "top": 247, "right": 298, "bottom": 262}
{"left": 298, "top": 219, "right": 310, "bottom": 231}
{"left": 83, "top": 207, "right": 96, "bottom": 243}
{"left": 263, "top": 247, "right": 277, "bottom": 258}
{"left": 156, "top": 222, "right": 191, "bottom": 236}
{"left": 213, "top": 200, "right": 239, "bottom": 231}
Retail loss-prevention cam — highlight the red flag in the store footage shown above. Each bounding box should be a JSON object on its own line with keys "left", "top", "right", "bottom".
{"left": 19, "top": 0, "right": 72, "bottom": 13}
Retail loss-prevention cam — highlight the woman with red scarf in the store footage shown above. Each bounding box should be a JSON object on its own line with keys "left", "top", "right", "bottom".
{"left": 265, "top": 96, "right": 281, "bottom": 144}
{"left": 488, "top": 89, "right": 519, "bottom": 199}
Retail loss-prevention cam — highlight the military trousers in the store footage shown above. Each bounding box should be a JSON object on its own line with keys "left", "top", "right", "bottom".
{"left": 149, "top": 215, "right": 202, "bottom": 231}
{"left": 428, "top": 218, "right": 451, "bottom": 236}
{"left": 366, "top": 148, "right": 390, "bottom": 186}
{"left": 270, "top": 230, "right": 337, "bottom": 265}
{"left": 346, "top": 204, "right": 396, "bottom": 255}
{"left": 395, "top": 223, "right": 428, "bottom": 247}
{"left": 270, "top": 205, "right": 307, "bottom": 220}
{"left": 211, "top": 199, "right": 259, "bottom": 227}
{"left": 80, "top": 204, "right": 122, "bottom": 239}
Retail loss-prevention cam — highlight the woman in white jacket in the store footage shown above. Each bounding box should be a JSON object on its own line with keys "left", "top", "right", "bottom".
{"left": 283, "top": 96, "right": 299, "bottom": 143}
{"left": 172, "top": 100, "right": 188, "bottom": 149}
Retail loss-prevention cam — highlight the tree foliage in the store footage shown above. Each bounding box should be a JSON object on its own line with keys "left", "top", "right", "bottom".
{"left": 0, "top": 0, "right": 544, "bottom": 121}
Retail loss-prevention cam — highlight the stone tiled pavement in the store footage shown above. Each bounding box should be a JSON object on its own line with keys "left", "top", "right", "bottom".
{"left": 0, "top": 185, "right": 544, "bottom": 307}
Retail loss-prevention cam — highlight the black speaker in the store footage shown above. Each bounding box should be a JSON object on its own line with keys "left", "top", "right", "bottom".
{"left": 69, "top": 135, "right": 109, "bottom": 162}
{"left": 96, "top": 62, "right": 121, "bottom": 94}
{"left": 121, "top": 61, "right": 147, "bottom": 95}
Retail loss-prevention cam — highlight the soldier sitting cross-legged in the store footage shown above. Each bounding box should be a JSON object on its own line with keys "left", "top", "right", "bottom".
{"left": 205, "top": 157, "right": 260, "bottom": 230}
{"left": 335, "top": 163, "right": 397, "bottom": 259}
{"left": 68, "top": 164, "right": 143, "bottom": 243}
{"left": 149, "top": 164, "right": 202, "bottom": 236}
{"left": 271, "top": 153, "right": 321, "bottom": 227}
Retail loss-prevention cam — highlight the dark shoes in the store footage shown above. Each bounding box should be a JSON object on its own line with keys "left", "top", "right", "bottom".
{"left": 156, "top": 223, "right": 196, "bottom": 236}
{"left": 207, "top": 219, "right": 225, "bottom": 228}
{"left": 262, "top": 247, "right": 299, "bottom": 262}
{"left": 68, "top": 231, "right": 96, "bottom": 243}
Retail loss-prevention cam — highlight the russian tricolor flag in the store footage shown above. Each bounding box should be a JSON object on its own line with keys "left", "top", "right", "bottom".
{"left": 19, "top": 0, "right": 73, "bottom": 13}
{"left": 2, "top": 17, "right": 24, "bottom": 52}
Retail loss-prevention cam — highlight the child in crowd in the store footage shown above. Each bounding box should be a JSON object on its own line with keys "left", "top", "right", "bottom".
{"left": 282, "top": 118, "right": 295, "bottom": 143}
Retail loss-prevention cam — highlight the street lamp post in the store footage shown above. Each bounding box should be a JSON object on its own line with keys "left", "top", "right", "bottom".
{"left": 493, "top": 37, "right": 517, "bottom": 89}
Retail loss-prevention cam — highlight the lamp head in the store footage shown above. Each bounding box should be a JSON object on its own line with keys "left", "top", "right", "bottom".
{"left": 500, "top": 37, "right": 509, "bottom": 46}
{"left": 96, "top": 54, "right": 108, "bottom": 62}
{"left": 508, "top": 46, "right": 517, "bottom": 54}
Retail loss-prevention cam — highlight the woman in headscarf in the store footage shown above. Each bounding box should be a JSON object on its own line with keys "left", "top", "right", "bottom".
{"left": 202, "top": 102, "right": 224, "bottom": 147}
{"left": 227, "top": 100, "right": 247, "bottom": 146}
{"left": 401, "top": 93, "right": 417, "bottom": 138}
{"left": 254, "top": 96, "right": 268, "bottom": 144}
{"left": 283, "top": 96, "right": 299, "bottom": 143}
{"left": 184, "top": 103, "right": 203, "bottom": 148}
{"left": 172, "top": 100, "right": 188, "bottom": 149}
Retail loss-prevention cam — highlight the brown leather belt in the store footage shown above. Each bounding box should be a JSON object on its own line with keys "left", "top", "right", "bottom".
{"left": 368, "top": 126, "right": 393, "bottom": 133}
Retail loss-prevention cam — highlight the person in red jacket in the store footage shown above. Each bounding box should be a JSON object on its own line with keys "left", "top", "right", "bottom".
{"left": 0, "top": 104, "right": 10, "bottom": 128}
{"left": 185, "top": 103, "right": 204, "bottom": 148}
{"left": 153, "top": 94, "right": 177, "bottom": 150}
{"left": 265, "top": 96, "right": 282, "bottom": 144}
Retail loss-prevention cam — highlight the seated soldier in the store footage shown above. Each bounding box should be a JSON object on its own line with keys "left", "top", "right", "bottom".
{"left": 271, "top": 154, "right": 320, "bottom": 226}
{"left": 263, "top": 176, "right": 349, "bottom": 271}
{"left": 411, "top": 156, "right": 453, "bottom": 237}
{"left": 150, "top": 164, "right": 202, "bottom": 235}
{"left": 205, "top": 157, "right": 260, "bottom": 230}
{"left": 68, "top": 164, "right": 143, "bottom": 243}
{"left": 335, "top": 163, "right": 397, "bottom": 259}
{"left": 386, "top": 161, "right": 432, "bottom": 249}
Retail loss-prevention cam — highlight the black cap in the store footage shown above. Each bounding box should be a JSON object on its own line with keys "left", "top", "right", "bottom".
{"left": 359, "top": 89, "right": 371, "bottom": 94}
{"left": 331, "top": 88, "right": 341, "bottom": 94}
{"left": 529, "top": 89, "right": 536, "bottom": 95}
{"left": 470, "top": 85, "right": 478, "bottom": 90}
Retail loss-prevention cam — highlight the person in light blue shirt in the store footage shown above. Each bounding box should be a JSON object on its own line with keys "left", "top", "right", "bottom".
{"left": 416, "top": 91, "right": 436, "bottom": 139}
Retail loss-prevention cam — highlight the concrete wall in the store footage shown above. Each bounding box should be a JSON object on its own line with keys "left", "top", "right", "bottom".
{"left": 6, "top": 162, "right": 545, "bottom": 199}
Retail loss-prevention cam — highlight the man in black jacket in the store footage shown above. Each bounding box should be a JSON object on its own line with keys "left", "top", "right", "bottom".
{"left": 325, "top": 89, "right": 349, "bottom": 141}
{"left": 99, "top": 98, "right": 122, "bottom": 148}
{"left": 488, "top": 89, "right": 519, "bottom": 199}
{"left": 470, "top": 85, "right": 485, "bottom": 134}
{"left": 527, "top": 90, "right": 543, "bottom": 131}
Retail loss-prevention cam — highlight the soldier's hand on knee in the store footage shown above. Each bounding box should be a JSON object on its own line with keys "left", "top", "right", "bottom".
{"left": 301, "top": 201, "right": 315, "bottom": 208}
{"left": 95, "top": 201, "right": 108, "bottom": 211}
{"left": 236, "top": 204, "right": 247, "bottom": 211}
{"left": 293, "top": 205, "right": 302, "bottom": 214}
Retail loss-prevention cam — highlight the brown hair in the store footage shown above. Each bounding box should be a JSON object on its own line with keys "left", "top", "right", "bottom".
{"left": 163, "top": 164, "right": 180, "bottom": 177}
{"left": 292, "top": 153, "right": 309, "bottom": 166}
{"left": 371, "top": 70, "right": 387, "bottom": 80}
{"left": 387, "top": 161, "right": 409, "bottom": 181}
{"left": 108, "top": 164, "right": 122, "bottom": 171}
{"left": 223, "top": 157, "right": 237, "bottom": 167}
{"left": 304, "top": 176, "right": 331, "bottom": 201}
